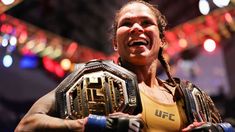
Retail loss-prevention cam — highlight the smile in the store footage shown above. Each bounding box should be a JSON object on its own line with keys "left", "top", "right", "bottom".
{"left": 128, "top": 39, "right": 149, "bottom": 47}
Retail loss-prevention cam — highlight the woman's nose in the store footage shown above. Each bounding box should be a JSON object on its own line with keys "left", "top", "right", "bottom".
{"left": 130, "top": 23, "right": 144, "bottom": 34}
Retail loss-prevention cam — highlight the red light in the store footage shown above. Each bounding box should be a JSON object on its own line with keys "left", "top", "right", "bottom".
{"left": 66, "top": 42, "right": 78, "bottom": 57}
{"left": 225, "top": 12, "right": 233, "bottom": 23}
{"left": 0, "top": 14, "right": 6, "bottom": 21}
{"left": 19, "top": 30, "right": 28, "bottom": 44}
{"left": 42, "top": 57, "right": 65, "bottom": 77}
{"left": 203, "top": 39, "right": 216, "bottom": 52}
{"left": 20, "top": 47, "right": 34, "bottom": 55}
{"left": 42, "top": 57, "right": 55, "bottom": 73}
{"left": 1, "top": 24, "right": 7, "bottom": 33}
{"left": 6, "top": 24, "right": 13, "bottom": 34}
{"left": 54, "top": 63, "right": 65, "bottom": 77}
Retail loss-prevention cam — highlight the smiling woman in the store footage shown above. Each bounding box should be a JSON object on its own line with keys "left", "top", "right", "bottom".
{"left": 113, "top": 1, "right": 163, "bottom": 65}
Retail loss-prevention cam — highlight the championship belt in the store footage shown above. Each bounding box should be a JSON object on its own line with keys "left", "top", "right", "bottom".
{"left": 56, "top": 60, "right": 141, "bottom": 119}
{"left": 176, "top": 78, "right": 222, "bottom": 123}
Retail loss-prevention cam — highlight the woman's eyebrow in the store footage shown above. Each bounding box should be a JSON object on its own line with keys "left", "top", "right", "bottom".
{"left": 120, "top": 16, "right": 150, "bottom": 22}
{"left": 118, "top": 16, "right": 156, "bottom": 26}
{"left": 119, "top": 17, "right": 132, "bottom": 22}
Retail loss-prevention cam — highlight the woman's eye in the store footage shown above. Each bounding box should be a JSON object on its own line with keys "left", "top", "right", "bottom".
{"left": 142, "top": 21, "right": 151, "bottom": 26}
{"left": 142, "top": 20, "right": 152, "bottom": 26}
{"left": 120, "top": 21, "right": 132, "bottom": 27}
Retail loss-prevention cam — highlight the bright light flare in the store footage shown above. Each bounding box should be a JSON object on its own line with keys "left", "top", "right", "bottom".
{"left": 9, "top": 36, "right": 17, "bottom": 46}
{"left": 179, "top": 38, "right": 188, "bottom": 48}
{"left": 3, "top": 54, "right": 13, "bottom": 68}
{"left": 60, "top": 58, "right": 71, "bottom": 71}
{"left": 199, "top": 0, "right": 210, "bottom": 15}
{"left": 1, "top": 34, "right": 9, "bottom": 47}
{"left": 203, "top": 39, "right": 216, "bottom": 52}
{"left": 213, "top": 0, "right": 230, "bottom": 7}
{"left": 1, "top": 0, "right": 15, "bottom": 5}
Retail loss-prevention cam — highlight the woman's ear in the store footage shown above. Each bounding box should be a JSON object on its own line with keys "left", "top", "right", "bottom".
{"left": 160, "top": 38, "right": 167, "bottom": 48}
{"left": 112, "top": 39, "right": 118, "bottom": 51}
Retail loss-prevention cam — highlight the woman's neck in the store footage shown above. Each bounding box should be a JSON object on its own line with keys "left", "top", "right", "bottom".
{"left": 121, "top": 59, "right": 160, "bottom": 87}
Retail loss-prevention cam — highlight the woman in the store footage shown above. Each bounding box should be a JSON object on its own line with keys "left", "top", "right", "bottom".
{"left": 15, "top": 0, "right": 231, "bottom": 131}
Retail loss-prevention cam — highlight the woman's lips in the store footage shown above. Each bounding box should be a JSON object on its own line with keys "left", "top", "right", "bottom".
{"left": 128, "top": 39, "right": 148, "bottom": 46}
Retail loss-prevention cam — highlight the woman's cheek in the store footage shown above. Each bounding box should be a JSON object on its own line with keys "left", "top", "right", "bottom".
{"left": 117, "top": 30, "right": 128, "bottom": 45}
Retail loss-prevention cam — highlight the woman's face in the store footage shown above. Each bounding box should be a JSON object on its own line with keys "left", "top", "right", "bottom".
{"left": 114, "top": 2, "right": 162, "bottom": 65}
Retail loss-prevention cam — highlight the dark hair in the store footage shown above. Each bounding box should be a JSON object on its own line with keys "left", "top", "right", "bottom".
{"left": 111, "top": 0, "right": 167, "bottom": 42}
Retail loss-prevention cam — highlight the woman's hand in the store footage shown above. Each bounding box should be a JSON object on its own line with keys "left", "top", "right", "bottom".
{"left": 182, "top": 121, "right": 205, "bottom": 132}
{"left": 84, "top": 112, "right": 143, "bottom": 132}
{"left": 64, "top": 117, "right": 88, "bottom": 132}
{"left": 109, "top": 112, "right": 144, "bottom": 132}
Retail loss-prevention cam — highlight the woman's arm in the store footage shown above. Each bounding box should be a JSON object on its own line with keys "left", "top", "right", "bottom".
{"left": 15, "top": 89, "right": 87, "bottom": 132}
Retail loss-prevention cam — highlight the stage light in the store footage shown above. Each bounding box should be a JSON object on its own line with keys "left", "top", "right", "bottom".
{"left": 32, "top": 42, "right": 46, "bottom": 54}
{"left": 54, "top": 63, "right": 65, "bottom": 78}
{"left": 1, "top": 24, "right": 7, "bottom": 33}
{"left": 1, "top": 34, "right": 9, "bottom": 47}
{"left": 179, "top": 38, "right": 188, "bottom": 48}
{"left": 42, "top": 57, "right": 65, "bottom": 77}
{"left": 1, "top": 38, "right": 8, "bottom": 47}
{"left": 66, "top": 42, "right": 78, "bottom": 57}
{"left": 213, "top": 0, "right": 230, "bottom": 7}
{"left": 18, "top": 30, "right": 28, "bottom": 44}
{"left": 41, "top": 46, "right": 53, "bottom": 57}
{"left": 3, "top": 54, "right": 13, "bottom": 68}
{"left": 199, "top": 0, "right": 210, "bottom": 15}
{"left": 20, "top": 46, "right": 34, "bottom": 55}
{"left": 26, "top": 40, "right": 35, "bottom": 50}
{"left": 203, "top": 38, "right": 216, "bottom": 52}
{"left": 9, "top": 35, "right": 17, "bottom": 46}
{"left": 42, "top": 57, "right": 54, "bottom": 73}
{"left": 1, "top": 0, "right": 15, "bottom": 5}
{"left": 225, "top": 12, "right": 233, "bottom": 23}
{"left": 20, "top": 55, "right": 38, "bottom": 69}
{"left": 60, "top": 58, "right": 71, "bottom": 71}
{"left": 6, "top": 24, "right": 13, "bottom": 34}
{"left": 53, "top": 48, "right": 62, "bottom": 58}
{"left": 0, "top": 14, "right": 6, "bottom": 22}
{"left": 48, "top": 47, "right": 62, "bottom": 59}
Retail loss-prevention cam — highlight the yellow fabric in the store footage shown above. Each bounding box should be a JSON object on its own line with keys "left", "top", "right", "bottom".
{"left": 140, "top": 90, "right": 187, "bottom": 132}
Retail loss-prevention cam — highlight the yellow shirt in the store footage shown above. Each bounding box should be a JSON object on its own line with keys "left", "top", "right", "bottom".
{"left": 140, "top": 90, "right": 187, "bottom": 132}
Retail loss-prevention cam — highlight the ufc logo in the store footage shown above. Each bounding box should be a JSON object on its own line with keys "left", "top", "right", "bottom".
{"left": 155, "top": 109, "right": 175, "bottom": 121}
{"left": 128, "top": 119, "right": 140, "bottom": 132}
